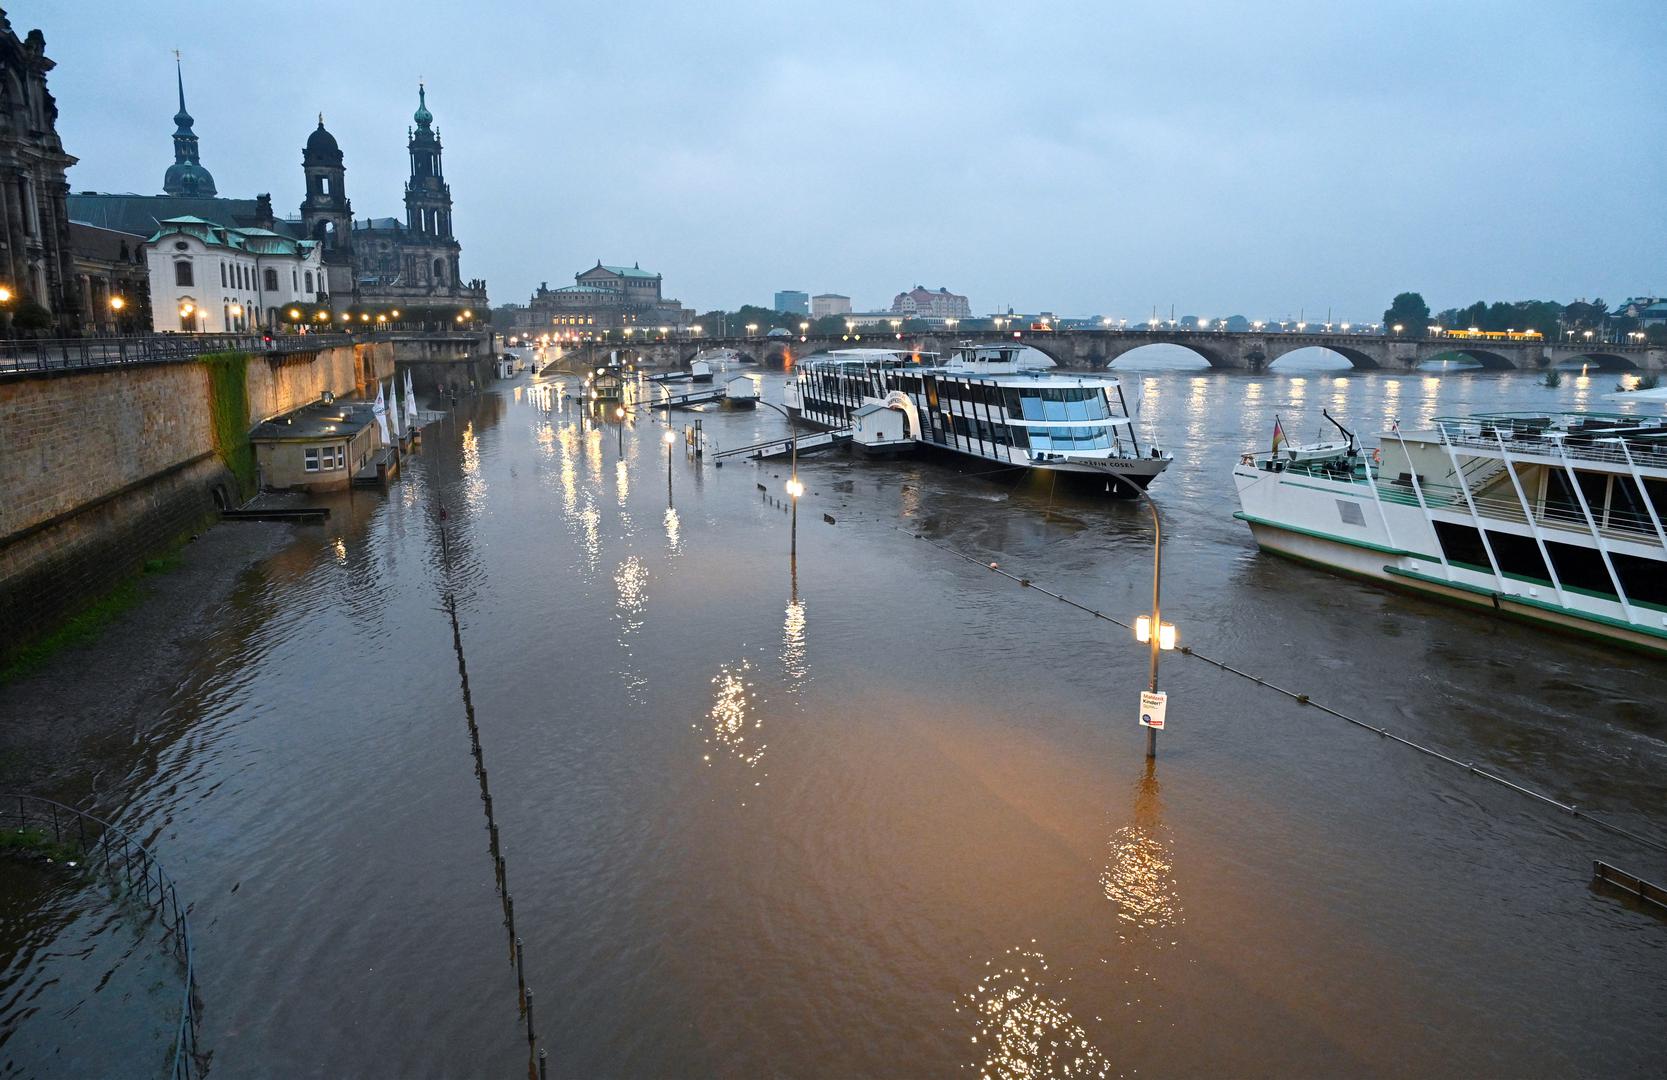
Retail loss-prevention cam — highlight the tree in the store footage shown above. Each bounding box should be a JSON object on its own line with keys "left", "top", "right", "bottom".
{"left": 810, "top": 315, "right": 847, "bottom": 336}
{"left": 1383, "top": 292, "right": 1430, "bottom": 335}
{"left": 12, "top": 296, "right": 53, "bottom": 333}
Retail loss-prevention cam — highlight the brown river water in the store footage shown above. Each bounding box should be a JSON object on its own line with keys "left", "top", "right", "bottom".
{"left": 3, "top": 351, "right": 1664, "bottom": 1078}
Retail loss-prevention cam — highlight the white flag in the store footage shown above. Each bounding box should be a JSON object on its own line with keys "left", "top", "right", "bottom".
{"left": 404, "top": 368, "right": 418, "bottom": 427}
{"left": 372, "top": 381, "right": 389, "bottom": 444}
{"left": 387, "top": 379, "right": 402, "bottom": 440}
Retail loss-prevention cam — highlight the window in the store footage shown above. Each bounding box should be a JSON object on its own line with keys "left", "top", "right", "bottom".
{"left": 334, "top": 445, "right": 346, "bottom": 469}
{"left": 304, "top": 448, "right": 321, "bottom": 472}
{"left": 305, "top": 271, "right": 314, "bottom": 292}
{"left": 264, "top": 268, "right": 279, "bottom": 291}
{"left": 175, "top": 261, "right": 194, "bottom": 286}
{"left": 220, "top": 262, "right": 227, "bottom": 287}
{"left": 1336, "top": 499, "right": 1366, "bottom": 526}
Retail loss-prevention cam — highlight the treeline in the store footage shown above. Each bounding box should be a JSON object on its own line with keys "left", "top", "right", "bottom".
{"left": 1385, "top": 292, "right": 1663, "bottom": 340}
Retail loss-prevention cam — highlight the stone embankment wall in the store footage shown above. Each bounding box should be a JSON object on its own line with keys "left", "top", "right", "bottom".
{"left": 0, "top": 342, "right": 390, "bottom": 664}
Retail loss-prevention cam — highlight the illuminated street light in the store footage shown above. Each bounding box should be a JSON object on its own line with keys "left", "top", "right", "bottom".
{"left": 109, "top": 296, "right": 126, "bottom": 311}
{"left": 1131, "top": 489, "right": 1175, "bottom": 759}
{"left": 0, "top": 286, "right": 12, "bottom": 302}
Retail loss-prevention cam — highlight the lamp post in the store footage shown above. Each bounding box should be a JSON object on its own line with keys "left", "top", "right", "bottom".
{"left": 616, "top": 404, "right": 627, "bottom": 455}
{"left": 664, "top": 428, "right": 677, "bottom": 499}
{"left": 755, "top": 398, "right": 801, "bottom": 555}
{"left": 1131, "top": 488, "right": 1176, "bottom": 759}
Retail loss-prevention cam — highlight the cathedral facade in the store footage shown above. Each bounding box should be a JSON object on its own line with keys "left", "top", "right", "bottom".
{"left": 301, "top": 86, "right": 487, "bottom": 316}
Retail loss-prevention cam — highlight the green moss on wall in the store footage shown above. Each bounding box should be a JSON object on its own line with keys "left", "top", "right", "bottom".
{"left": 198, "top": 351, "right": 255, "bottom": 496}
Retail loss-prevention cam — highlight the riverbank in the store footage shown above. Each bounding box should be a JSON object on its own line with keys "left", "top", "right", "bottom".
{"left": 0, "top": 520, "right": 295, "bottom": 804}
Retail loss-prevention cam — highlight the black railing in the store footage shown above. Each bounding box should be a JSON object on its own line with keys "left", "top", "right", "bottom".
{"left": 0, "top": 333, "right": 360, "bottom": 375}
{"left": 1, "top": 794, "right": 201, "bottom": 1079}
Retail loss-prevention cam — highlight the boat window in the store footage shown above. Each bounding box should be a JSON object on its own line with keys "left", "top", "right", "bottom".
{"left": 1020, "top": 396, "right": 1043, "bottom": 421}
{"left": 1608, "top": 476, "right": 1653, "bottom": 534}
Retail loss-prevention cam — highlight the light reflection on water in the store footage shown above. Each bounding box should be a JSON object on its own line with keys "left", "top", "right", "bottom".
{"left": 699, "top": 659, "right": 766, "bottom": 779}
{"left": 957, "top": 944, "right": 1110, "bottom": 1080}
{"left": 1100, "top": 763, "right": 1182, "bottom": 939}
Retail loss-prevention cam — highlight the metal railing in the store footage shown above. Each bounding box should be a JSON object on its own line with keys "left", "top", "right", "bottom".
{"left": 1, "top": 794, "right": 200, "bottom": 1079}
{"left": 0, "top": 333, "right": 360, "bottom": 375}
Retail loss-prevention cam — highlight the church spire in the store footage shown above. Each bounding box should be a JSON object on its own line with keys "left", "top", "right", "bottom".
{"left": 164, "top": 52, "right": 216, "bottom": 197}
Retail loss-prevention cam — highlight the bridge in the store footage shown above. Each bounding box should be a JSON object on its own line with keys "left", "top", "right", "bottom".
{"left": 565, "top": 328, "right": 1664, "bottom": 374}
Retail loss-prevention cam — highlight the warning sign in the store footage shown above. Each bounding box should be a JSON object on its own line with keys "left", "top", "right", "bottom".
{"left": 1139, "top": 690, "right": 1168, "bottom": 730}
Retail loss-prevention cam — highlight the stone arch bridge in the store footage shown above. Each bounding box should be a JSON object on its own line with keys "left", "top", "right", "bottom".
{"left": 563, "top": 329, "right": 1663, "bottom": 374}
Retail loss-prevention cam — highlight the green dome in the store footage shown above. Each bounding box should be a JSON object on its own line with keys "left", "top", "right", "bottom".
{"left": 413, "top": 84, "right": 432, "bottom": 126}
{"left": 164, "top": 160, "right": 217, "bottom": 198}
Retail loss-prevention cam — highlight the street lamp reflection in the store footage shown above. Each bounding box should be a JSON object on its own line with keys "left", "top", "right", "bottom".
{"left": 1100, "top": 760, "right": 1183, "bottom": 936}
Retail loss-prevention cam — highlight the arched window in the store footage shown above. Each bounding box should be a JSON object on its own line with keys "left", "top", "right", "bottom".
{"left": 305, "top": 270, "right": 314, "bottom": 292}
{"left": 433, "top": 258, "right": 445, "bottom": 283}
{"left": 264, "top": 267, "right": 279, "bottom": 291}
{"left": 175, "top": 261, "right": 194, "bottom": 287}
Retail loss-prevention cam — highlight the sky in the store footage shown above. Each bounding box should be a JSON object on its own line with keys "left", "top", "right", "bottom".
{"left": 31, "top": 0, "right": 1666, "bottom": 321}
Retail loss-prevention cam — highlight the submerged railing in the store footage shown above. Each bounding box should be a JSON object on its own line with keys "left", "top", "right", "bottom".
{"left": 0, "top": 794, "right": 200, "bottom": 1079}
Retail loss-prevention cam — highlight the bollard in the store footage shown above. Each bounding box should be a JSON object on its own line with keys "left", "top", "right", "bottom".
{"left": 516, "top": 938, "right": 526, "bottom": 1004}
{"left": 538, "top": 1048, "right": 549, "bottom": 1080}
{"left": 505, "top": 892, "right": 516, "bottom": 937}
{"left": 524, "top": 987, "right": 537, "bottom": 1046}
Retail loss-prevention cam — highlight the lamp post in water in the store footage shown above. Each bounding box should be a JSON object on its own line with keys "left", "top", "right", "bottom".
{"left": 663, "top": 429, "right": 677, "bottom": 499}
{"left": 755, "top": 399, "right": 801, "bottom": 555}
{"left": 615, "top": 405, "right": 626, "bottom": 455}
{"left": 1132, "top": 488, "right": 1176, "bottom": 758}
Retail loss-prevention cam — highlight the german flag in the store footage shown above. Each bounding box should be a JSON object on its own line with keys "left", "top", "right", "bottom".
{"left": 1271, "top": 417, "right": 1286, "bottom": 454}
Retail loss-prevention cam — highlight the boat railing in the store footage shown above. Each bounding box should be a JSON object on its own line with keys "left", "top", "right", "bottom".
{"left": 1429, "top": 418, "right": 1667, "bottom": 474}
{"left": 1274, "top": 458, "right": 1664, "bottom": 548}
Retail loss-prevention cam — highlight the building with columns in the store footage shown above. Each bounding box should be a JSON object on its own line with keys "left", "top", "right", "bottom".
{"left": 0, "top": 11, "right": 79, "bottom": 333}
{"left": 523, "top": 262, "right": 689, "bottom": 332}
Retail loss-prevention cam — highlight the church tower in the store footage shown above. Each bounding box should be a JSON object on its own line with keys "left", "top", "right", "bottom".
{"left": 300, "top": 115, "right": 352, "bottom": 265}
{"left": 163, "top": 58, "right": 216, "bottom": 197}
{"left": 404, "top": 84, "right": 453, "bottom": 242}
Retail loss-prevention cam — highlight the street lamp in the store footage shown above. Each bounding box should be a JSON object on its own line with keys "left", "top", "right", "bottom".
{"left": 615, "top": 404, "right": 627, "bottom": 455}
{"left": 664, "top": 428, "right": 677, "bottom": 498}
{"left": 746, "top": 323, "right": 759, "bottom": 337}
{"left": 1393, "top": 323, "right": 1404, "bottom": 336}
{"left": 109, "top": 295, "right": 125, "bottom": 311}
{"left": 755, "top": 398, "right": 801, "bottom": 554}
{"left": 0, "top": 286, "right": 11, "bottom": 303}
{"left": 1130, "top": 489, "right": 1176, "bottom": 759}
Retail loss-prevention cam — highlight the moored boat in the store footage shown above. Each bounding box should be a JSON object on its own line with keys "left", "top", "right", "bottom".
{"left": 785, "top": 344, "right": 1170, "bottom": 496}
{"left": 1233, "top": 407, "right": 1667, "bottom": 655}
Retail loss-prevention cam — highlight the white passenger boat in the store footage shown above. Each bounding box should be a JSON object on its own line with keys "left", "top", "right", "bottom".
{"left": 1233, "top": 407, "right": 1667, "bottom": 655}
{"left": 784, "top": 344, "right": 1170, "bottom": 496}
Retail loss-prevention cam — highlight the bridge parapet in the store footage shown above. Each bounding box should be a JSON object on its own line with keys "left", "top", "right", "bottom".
{"left": 558, "top": 329, "right": 1662, "bottom": 374}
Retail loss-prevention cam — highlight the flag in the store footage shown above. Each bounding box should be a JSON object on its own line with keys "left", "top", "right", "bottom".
{"left": 1271, "top": 417, "right": 1286, "bottom": 454}
{"left": 372, "top": 381, "right": 389, "bottom": 444}
{"left": 404, "top": 369, "right": 418, "bottom": 428}
{"left": 387, "top": 379, "right": 402, "bottom": 440}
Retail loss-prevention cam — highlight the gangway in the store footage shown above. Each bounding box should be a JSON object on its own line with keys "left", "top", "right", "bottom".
{"left": 713, "top": 427, "right": 851, "bottom": 461}
{"left": 648, "top": 385, "right": 727, "bottom": 409}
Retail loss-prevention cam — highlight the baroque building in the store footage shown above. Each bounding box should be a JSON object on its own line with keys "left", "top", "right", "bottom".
{"left": 890, "top": 284, "right": 971, "bottom": 321}
{"left": 69, "top": 71, "right": 486, "bottom": 328}
{"left": 0, "top": 9, "right": 78, "bottom": 333}
{"left": 523, "top": 262, "right": 689, "bottom": 332}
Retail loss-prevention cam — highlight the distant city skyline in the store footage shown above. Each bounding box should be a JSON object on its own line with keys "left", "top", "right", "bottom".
{"left": 35, "top": 1, "right": 1665, "bottom": 318}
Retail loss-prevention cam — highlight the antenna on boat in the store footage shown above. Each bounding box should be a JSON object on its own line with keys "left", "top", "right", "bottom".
{"left": 1322, "top": 408, "right": 1357, "bottom": 453}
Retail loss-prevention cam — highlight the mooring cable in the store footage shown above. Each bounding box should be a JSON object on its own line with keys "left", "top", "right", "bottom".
{"left": 802, "top": 493, "right": 1667, "bottom": 858}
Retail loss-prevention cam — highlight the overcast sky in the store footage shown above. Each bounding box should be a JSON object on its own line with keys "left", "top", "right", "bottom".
{"left": 32, "top": 0, "right": 1665, "bottom": 320}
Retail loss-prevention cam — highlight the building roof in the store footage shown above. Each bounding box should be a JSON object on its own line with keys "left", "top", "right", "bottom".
{"left": 304, "top": 118, "right": 343, "bottom": 165}
{"left": 69, "top": 193, "right": 299, "bottom": 239}
{"left": 812, "top": 293, "right": 850, "bottom": 300}
{"left": 852, "top": 403, "right": 891, "bottom": 418}
{"left": 250, "top": 398, "right": 377, "bottom": 442}
{"left": 587, "top": 261, "right": 658, "bottom": 279}
{"left": 146, "top": 216, "right": 317, "bottom": 257}
{"left": 68, "top": 220, "right": 147, "bottom": 262}
{"left": 554, "top": 284, "right": 618, "bottom": 294}
{"left": 352, "top": 217, "right": 404, "bottom": 231}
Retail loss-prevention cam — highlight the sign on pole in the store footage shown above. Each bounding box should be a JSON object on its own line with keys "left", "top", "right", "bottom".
{"left": 1139, "top": 690, "right": 1167, "bottom": 730}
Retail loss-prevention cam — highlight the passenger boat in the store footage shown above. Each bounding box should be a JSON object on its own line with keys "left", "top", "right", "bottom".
{"left": 784, "top": 344, "right": 1170, "bottom": 496}
{"left": 1233, "top": 407, "right": 1667, "bottom": 655}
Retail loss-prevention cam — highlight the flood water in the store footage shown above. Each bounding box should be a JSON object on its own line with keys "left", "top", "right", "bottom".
{"left": 5, "top": 350, "right": 1666, "bottom": 1078}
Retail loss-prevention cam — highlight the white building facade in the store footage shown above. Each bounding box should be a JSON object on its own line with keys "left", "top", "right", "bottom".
{"left": 145, "top": 215, "right": 324, "bottom": 332}
{"left": 812, "top": 293, "right": 851, "bottom": 318}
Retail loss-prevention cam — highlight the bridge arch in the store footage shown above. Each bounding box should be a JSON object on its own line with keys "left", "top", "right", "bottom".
{"left": 1425, "top": 348, "right": 1517, "bottom": 371}
{"left": 1558, "top": 351, "right": 1638, "bottom": 372}
{"left": 1265, "top": 343, "right": 1380, "bottom": 371}
{"left": 1103, "top": 340, "right": 1219, "bottom": 369}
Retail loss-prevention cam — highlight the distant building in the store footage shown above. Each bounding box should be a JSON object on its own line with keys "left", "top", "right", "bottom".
{"left": 71, "top": 71, "right": 486, "bottom": 325}
{"left": 526, "top": 262, "right": 690, "bottom": 332}
{"left": 773, "top": 290, "right": 809, "bottom": 315}
{"left": 812, "top": 293, "right": 851, "bottom": 318}
{"left": 843, "top": 311, "right": 900, "bottom": 330}
{"left": 890, "top": 285, "right": 970, "bottom": 321}
{"left": 0, "top": 12, "right": 80, "bottom": 333}
{"left": 145, "top": 216, "right": 323, "bottom": 332}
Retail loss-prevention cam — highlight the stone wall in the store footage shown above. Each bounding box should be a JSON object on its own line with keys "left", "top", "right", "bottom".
{"left": 0, "top": 341, "right": 385, "bottom": 664}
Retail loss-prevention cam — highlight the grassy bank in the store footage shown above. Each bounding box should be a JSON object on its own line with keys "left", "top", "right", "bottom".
{"left": 0, "top": 549, "right": 186, "bottom": 684}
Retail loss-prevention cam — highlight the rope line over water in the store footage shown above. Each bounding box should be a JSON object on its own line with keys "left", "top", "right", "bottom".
{"left": 818, "top": 501, "right": 1667, "bottom": 858}
{"left": 437, "top": 500, "right": 552, "bottom": 1080}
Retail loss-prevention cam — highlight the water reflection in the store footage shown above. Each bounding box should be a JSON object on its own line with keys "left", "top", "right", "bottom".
{"left": 957, "top": 944, "right": 1110, "bottom": 1079}
{"left": 782, "top": 555, "right": 807, "bottom": 693}
{"left": 663, "top": 506, "right": 682, "bottom": 556}
{"left": 460, "top": 421, "right": 486, "bottom": 514}
{"left": 698, "top": 660, "right": 766, "bottom": 775}
{"left": 1100, "top": 761, "right": 1182, "bottom": 938}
